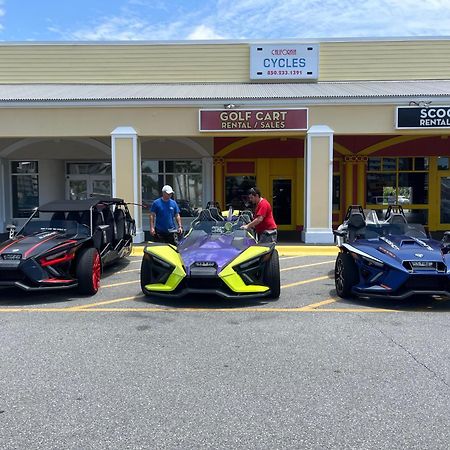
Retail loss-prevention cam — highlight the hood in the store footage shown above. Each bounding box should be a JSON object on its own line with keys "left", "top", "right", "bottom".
{"left": 349, "top": 234, "right": 446, "bottom": 268}
{"left": 179, "top": 232, "right": 251, "bottom": 272}
{"left": 0, "top": 231, "right": 79, "bottom": 260}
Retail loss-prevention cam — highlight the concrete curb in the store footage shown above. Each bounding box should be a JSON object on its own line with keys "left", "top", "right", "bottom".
{"left": 130, "top": 244, "right": 338, "bottom": 257}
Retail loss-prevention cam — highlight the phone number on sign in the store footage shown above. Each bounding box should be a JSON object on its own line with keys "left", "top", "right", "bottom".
{"left": 267, "top": 70, "right": 303, "bottom": 75}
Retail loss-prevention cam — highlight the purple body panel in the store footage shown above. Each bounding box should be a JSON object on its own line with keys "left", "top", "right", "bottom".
{"left": 178, "top": 231, "right": 256, "bottom": 275}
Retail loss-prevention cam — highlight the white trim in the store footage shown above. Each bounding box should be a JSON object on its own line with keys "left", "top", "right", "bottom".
{"left": 110, "top": 127, "right": 144, "bottom": 243}
{"left": 303, "top": 125, "right": 334, "bottom": 244}
{"left": 1, "top": 36, "right": 450, "bottom": 46}
{"left": 301, "top": 229, "right": 335, "bottom": 244}
{"left": 0, "top": 137, "right": 110, "bottom": 158}
{"left": 0, "top": 159, "right": 5, "bottom": 231}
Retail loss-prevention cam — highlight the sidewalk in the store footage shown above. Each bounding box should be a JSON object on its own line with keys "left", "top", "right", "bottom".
{"left": 130, "top": 243, "right": 338, "bottom": 257}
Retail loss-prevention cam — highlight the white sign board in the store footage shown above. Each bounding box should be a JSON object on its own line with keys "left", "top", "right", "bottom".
{"left": 250, "top": 44, "right": 319, "bottom": 81}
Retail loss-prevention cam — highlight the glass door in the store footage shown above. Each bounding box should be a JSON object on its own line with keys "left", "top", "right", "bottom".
{"left": 66, "top": 175, "right": 111, "bottom": 200}
{"left": 272, "top": 178, "right": 293, "bottom": 230}
{"left": 439, "top": 175, "right": 450, "bottom": 226}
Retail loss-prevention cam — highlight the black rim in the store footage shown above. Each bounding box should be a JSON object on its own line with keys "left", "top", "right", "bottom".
{"left": 335, "top": 257, "right": 344, "bottom": 294}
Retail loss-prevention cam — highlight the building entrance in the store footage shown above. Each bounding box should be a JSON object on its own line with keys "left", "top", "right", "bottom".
{"left": 272, "top": 178, "right": 292, "bottom": 228}
{"left": 65, "top": 162, "right": 112, "bottom": 200}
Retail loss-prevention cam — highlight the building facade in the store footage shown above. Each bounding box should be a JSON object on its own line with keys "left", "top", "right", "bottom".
{"left": 1, "top": 38, "right": 450, "bottom": 242}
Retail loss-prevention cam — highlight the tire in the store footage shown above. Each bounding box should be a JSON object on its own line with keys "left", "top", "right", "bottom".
{"left": 77, "top": 247, "right": 101, "bottom": 295}
{"left": 264, "top": 249, "right": 280, "bottom": 300}
{"left": 335, "top": 252, "right": 358, "bottom": 298}
{"left": 140, "top": 255, "right": 152, "bottom": 296}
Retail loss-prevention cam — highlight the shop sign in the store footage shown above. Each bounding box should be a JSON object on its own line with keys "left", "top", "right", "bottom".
{"left": 250, "top": 44, "right": 319, "bottom": 80}
{"left": 396, "top": 106, "right": 450, "bottom": 129}
{"left": 199, "top": 108, "right": 308, "bottom": 132}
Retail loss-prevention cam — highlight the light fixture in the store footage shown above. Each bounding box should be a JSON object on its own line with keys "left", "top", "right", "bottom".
{"left": 409, "top": 100, "right": 432, "bottom": 107}
{"left": 224, "top": 103, "right": 236, "bottom": 109}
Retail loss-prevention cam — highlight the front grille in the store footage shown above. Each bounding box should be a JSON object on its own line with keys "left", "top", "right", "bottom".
{"left": 0, "top": 270, "right": 26, "bottom": 282}
{"left": 403, "top": 275, "right": 450, "bottom": 291}
{"left": 183, "top": 277, "right": 225, "bottom": 290}
{"left": 403, "top": 261, "right": 446, "bottom": 272}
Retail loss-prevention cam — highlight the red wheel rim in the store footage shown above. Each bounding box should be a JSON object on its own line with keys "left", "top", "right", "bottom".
{"left": 92, "top": 252, "right": 101, "bottom": 291}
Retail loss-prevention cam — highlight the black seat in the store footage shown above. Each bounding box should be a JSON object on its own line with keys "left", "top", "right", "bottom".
{"left": 208, "top": 207, "right": 223, "bottom": 222}
{"left": 240, "top": 210, "right": 253, "bottom": 224}
{"left": 80, "top": 210, "right": 91, "bottom": 228}
{"left": 388, "top": 214, "right": 407, "bottom": 225}
{"left": 113, "top": 208, "right": 126, "bottom": 241}
{"left": 67, "top": 211, "right": 81, "bottom": 222}
{"left": 49, "top": 211, "right": 66, "bottom": 227}
{"left": 347, "top": 213, "right": 366, "bottom": 241}
{"left": 50, "top": 212, "right": 66, "bottom": 221}
{"left": 101, "top": 207, "right": 115, "bottom": 244}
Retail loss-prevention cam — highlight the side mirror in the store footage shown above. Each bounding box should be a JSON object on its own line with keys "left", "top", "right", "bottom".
{"left": 333, "top": 229, "right": 347, "bottom": 238}
{"left": 6, "top": 224, "right": 16, "bottom": 239}
{"left": 441, "top": 231, "right": 450, "bottom": 246}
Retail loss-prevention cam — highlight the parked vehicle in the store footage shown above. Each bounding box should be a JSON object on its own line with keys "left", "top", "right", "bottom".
{"left": 0, "top": 198, "right": 135, "bottom": 295}
{"left": 333, "top": 204, "right": 450, "bottom": 300}
{"left": 140, "top": 207, "right": 280, "bottom": 299}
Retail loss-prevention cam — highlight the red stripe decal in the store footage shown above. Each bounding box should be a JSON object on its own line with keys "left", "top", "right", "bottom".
{"left": 24, "top": 234, "right": 59, "bottom": 258}
{"left": 0, "top": 236, "right": 26, "bottom": 255}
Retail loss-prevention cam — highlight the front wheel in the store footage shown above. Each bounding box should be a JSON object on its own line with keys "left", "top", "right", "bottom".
{"left": 140, "top": 255, "right": 152, "bottom": 296}
{"left": 335, "top": 252, "right": 358, "bottom": 298}
{"left": 77, "top": 247, "right": 101, "bottom": 295}
{"left": 264, "top": 250, "right": 280, "bottom": 300}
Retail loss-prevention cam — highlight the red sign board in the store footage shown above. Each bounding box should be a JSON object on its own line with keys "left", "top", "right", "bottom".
{"left": 199, "top": 108, "right": 308, "bottom": 132}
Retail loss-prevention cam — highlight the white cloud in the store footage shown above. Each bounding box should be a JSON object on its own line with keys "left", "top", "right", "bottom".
{"left": 48, "top": 0, "right": 450, "bottom": 41}
{"left": 186, "top": 25, "right": 225, "bottom": 40}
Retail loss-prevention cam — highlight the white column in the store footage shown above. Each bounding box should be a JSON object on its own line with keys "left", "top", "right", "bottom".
{"left": 0, "top": 158, "right": 5, "bottom": 232}
{"left": 302, "top": 125, "right": 334, "bottom": 244}
{"left": 111, "top": 126, "right": 144, "bottom": 243}
{"left": 202, "top": 156, "right": 214, "bottom": 206}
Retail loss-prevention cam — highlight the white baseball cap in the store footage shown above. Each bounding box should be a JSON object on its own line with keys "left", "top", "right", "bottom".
{"left": 162, "top": 185, "right": 174, "bottom": 194}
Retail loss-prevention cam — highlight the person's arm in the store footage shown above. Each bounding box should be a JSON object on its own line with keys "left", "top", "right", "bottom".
{"left": 242, "top": 215, "right": 263, "bottom": 230}
{"left": 175, "top": 213, "right": 183, "bottom": 233}
{"left": 149, "top": 211, "right": 156, "bottom": 235}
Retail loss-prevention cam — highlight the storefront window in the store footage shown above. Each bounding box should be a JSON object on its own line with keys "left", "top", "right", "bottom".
{"left": 438, "top": 156, "right": 449, "bottom": 170}
{"left": 11, "top": 161, "right": 39, "bottom": 218}
{"left": 142, "top": 160, "right": 202, "bottom": 216}
{"left": 333, "top": 175, "right": 341, "bottom": 210}
{"left": 67, "top": 162, "right": 111, "bottom": 175}
{"left": 366, "top": 156, "right": 429, "bottom": 223}
{"left": 367, "top": 157, "right": 429, "bottom": 206}
{"left": 225, "top": 176, "right": 256, "bottom": 211}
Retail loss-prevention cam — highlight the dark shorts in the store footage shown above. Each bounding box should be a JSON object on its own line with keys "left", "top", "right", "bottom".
{"left": 153, "top": 230, "right": 178, "bottom": 245}
{"left": 258, "top": 229, "right": 277, "bottom": 243}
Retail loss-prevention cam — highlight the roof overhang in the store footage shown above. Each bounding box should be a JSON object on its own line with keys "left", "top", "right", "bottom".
{"left": 0, "top": 80, "right": 449, "bottom": 108}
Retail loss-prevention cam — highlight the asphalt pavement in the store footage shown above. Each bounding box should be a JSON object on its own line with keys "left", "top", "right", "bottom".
{"left": 1, "top": 253, "right": 450, "bottom": 450}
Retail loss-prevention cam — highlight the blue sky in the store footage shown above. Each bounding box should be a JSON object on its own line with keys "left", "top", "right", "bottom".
{"left": 0, "top": 0, "right": 449, "bottom": 41}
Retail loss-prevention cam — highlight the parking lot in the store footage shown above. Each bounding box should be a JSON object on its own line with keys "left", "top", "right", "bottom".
{"left": 1, "top": 250, "right": 450, "bottom": 449}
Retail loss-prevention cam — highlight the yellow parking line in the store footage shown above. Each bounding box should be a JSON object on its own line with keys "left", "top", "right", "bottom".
{"left": 67, "top": 295, "right": 144, "bottom": 310}
{"left": 299, "top": 298, "right": 337, "bottom": 310}
{"left": 281, "top": 276, "right": 330, "bottom": 289}
{"left": 102, "top": 280, "right": 140, "bottom": 288}
{"left": 281, "top": 260, "right": 334, "bottom": 272}
{"left": 317, "top": 308, "right": 399, "bottom": 313}
{"left": 116, "top": 268, "right": 140, "bottom": 274}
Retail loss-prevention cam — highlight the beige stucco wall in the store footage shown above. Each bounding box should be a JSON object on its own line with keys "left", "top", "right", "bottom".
{"left": 113, "top": 138, "right": 135, "bottom": 204}
{"left": 1, "top": 104, "right": 448, "bottom": 140}
{"left": 0, "top": 39, "right": 449, "bottom": 83}
{"left": 308, "top": 136, "right": 330, "bottom": 228}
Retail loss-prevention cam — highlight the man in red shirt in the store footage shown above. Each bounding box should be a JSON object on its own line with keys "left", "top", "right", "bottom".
{"left": 241, "top": 187, "right": 277, "bottom": 243}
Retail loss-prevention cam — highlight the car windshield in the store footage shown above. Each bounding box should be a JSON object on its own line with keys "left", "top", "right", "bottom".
{"left": 190, "top": 215, "right": 249, "bottom": 236}
{"left": 364, "top": 222, "right": 427, "bottom": 240}
{"left": 19, "top": 219, "right": 90, "bottom": 238}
